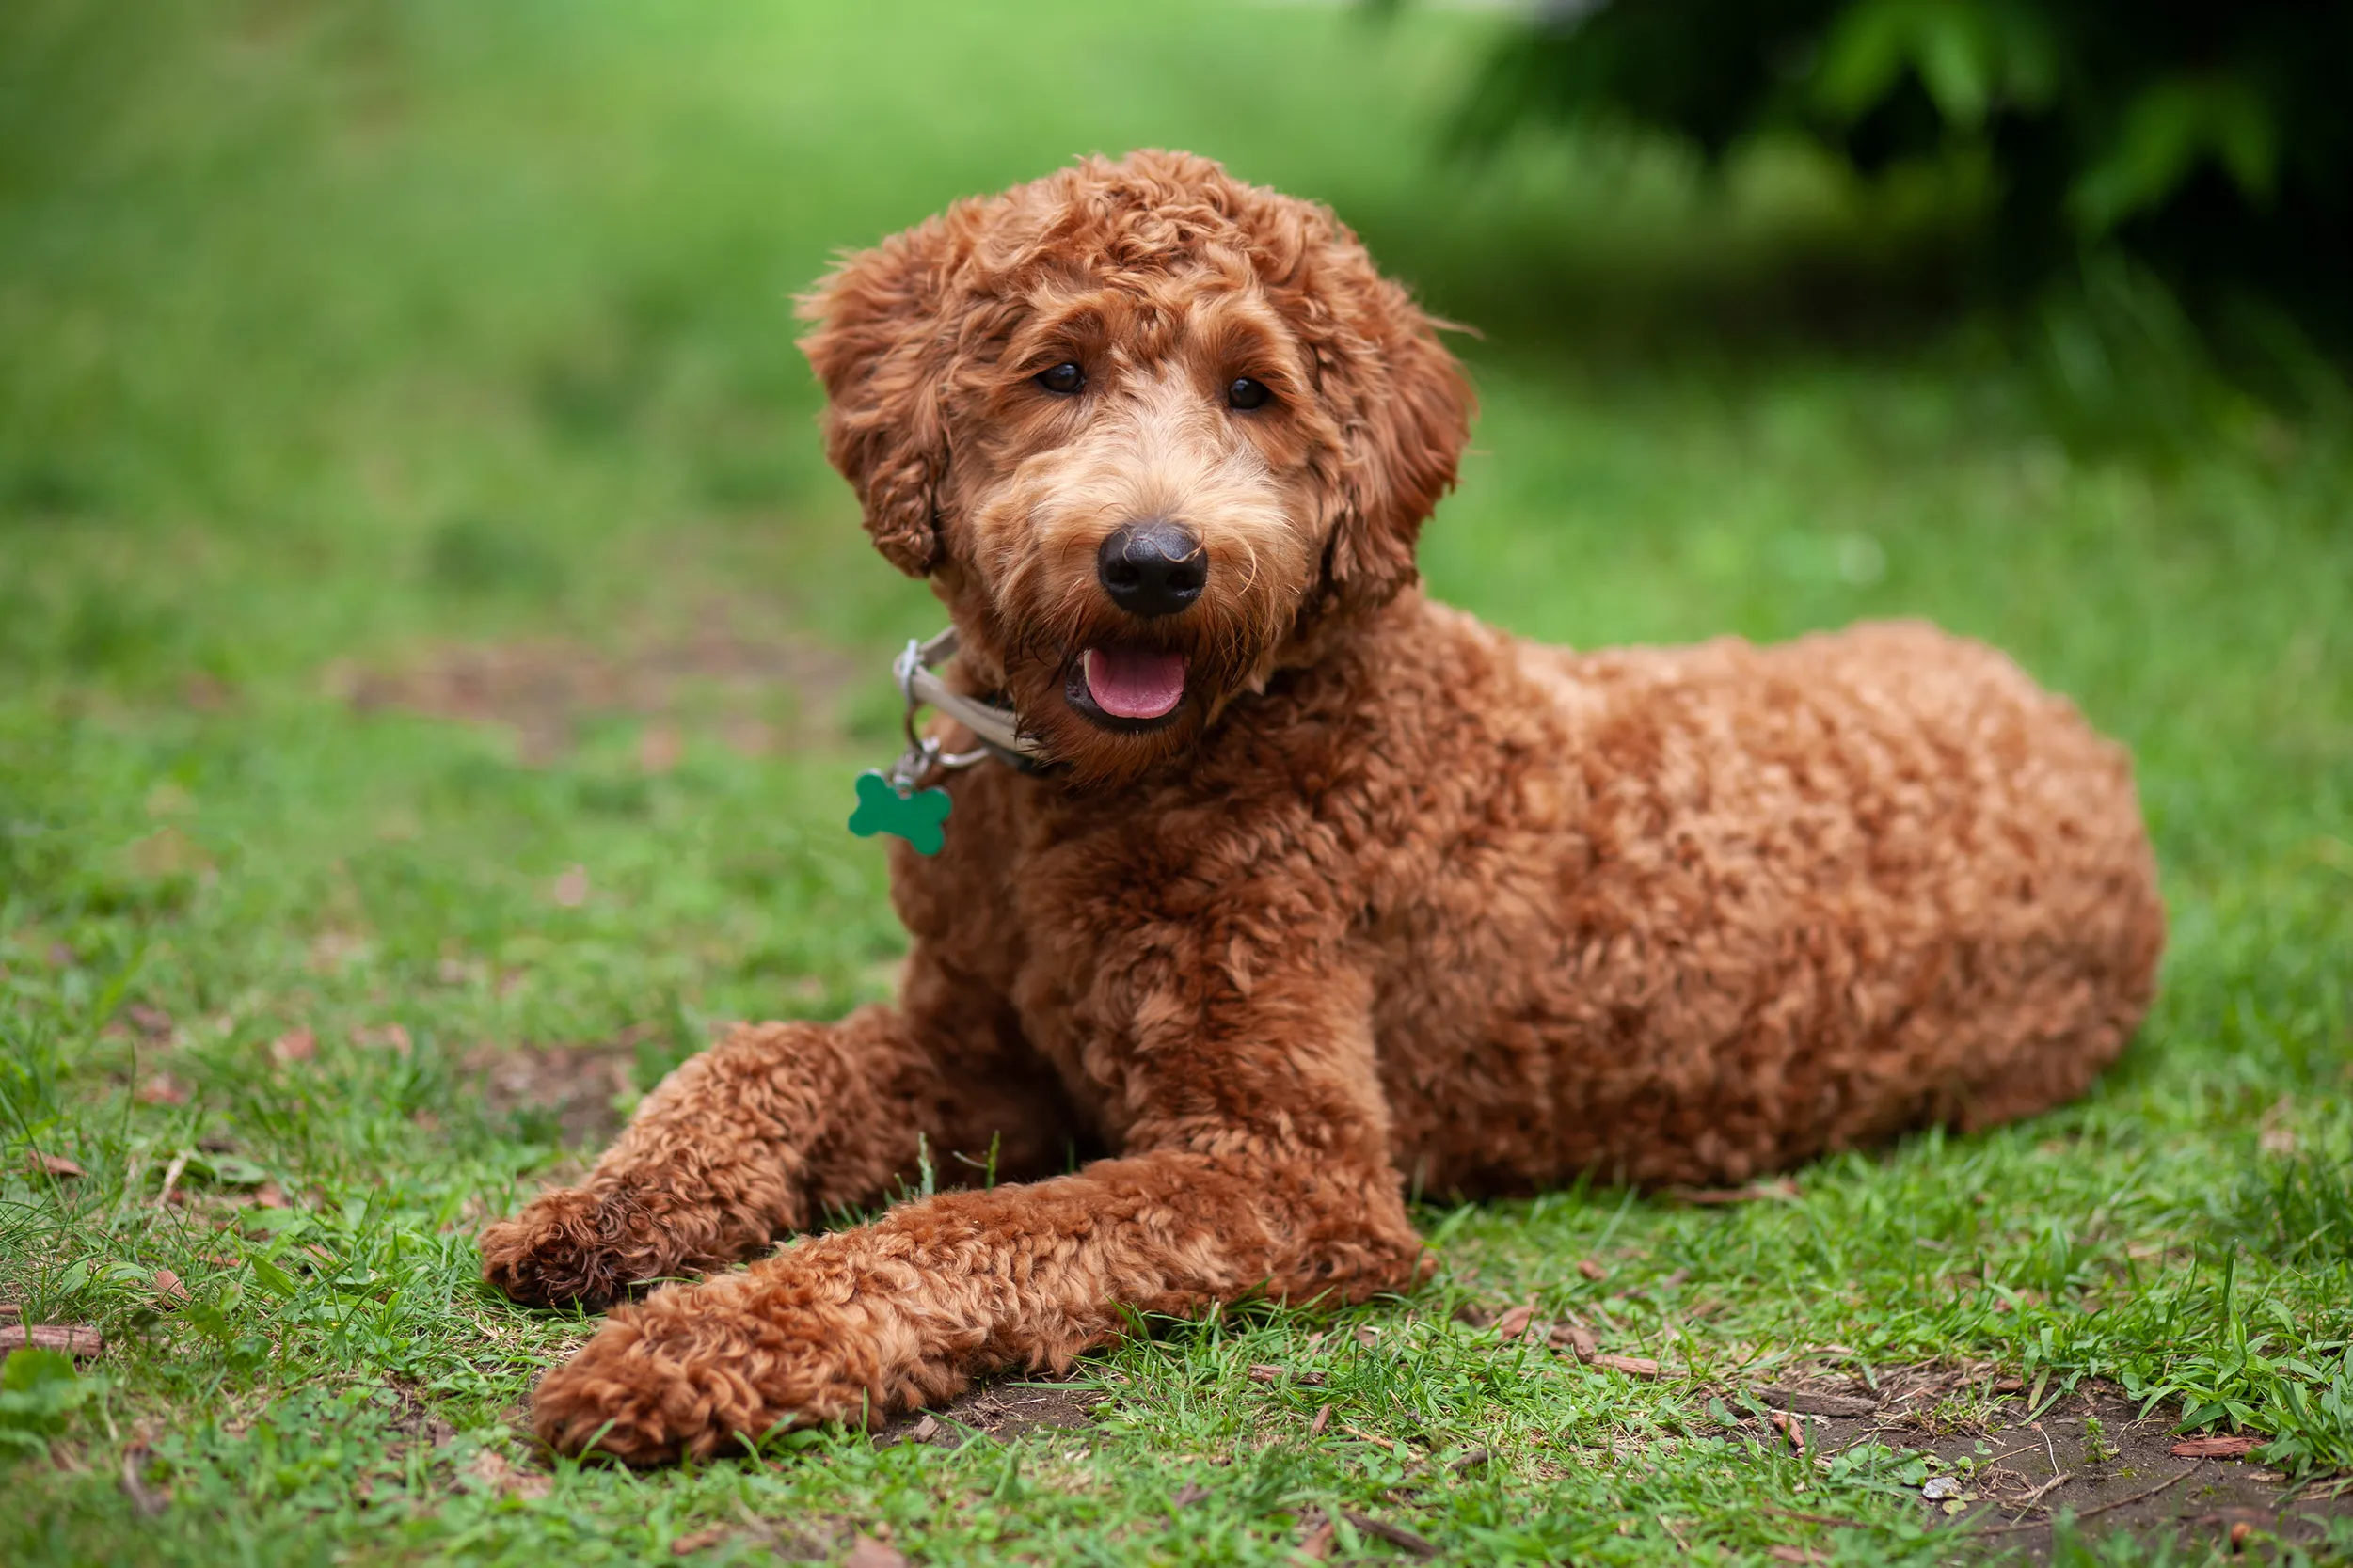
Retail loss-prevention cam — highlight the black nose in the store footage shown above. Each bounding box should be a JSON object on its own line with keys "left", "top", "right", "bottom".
{"left": 1095, "top": 520, "right": 1206, "bottom": 618}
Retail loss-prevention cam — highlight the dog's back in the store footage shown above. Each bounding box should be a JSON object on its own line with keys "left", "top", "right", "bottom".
{"left": 1337, "top": 602, "right": 2165, "bottom": 1191}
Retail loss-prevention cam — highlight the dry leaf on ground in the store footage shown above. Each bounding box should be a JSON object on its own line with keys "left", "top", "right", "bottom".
{"left": 30, "top": 1152, "right": 86, "bottom": 1178}
{"left": 1549, "top": 1323, "right": 1600, "bottom": 1360}
{"left": 1590, "top": 1353, "right": 1664, "bottom": 1379}
{"left": 843, "top": 1536, "right": 908, "bottom": 1568}
{"left": 1577, "top": 1259, "right": 1607, "bottom": 1281}
{"left": 2170, "top": 1433, "right": 2264, "bottom": 1458}
{"left": 153, "top": 1269, "right": 187, "bottom": 1307}
{"left": 270, "top": 1028, "right": 317, "bottom": 1065}
{"left": 135, "top": 1074, "right": 189, "bottom": 1106}
{"left": 668, "top": 1527, "right": 728, "bottom": 1556}
{"left": 465, "top": 1449, "right": 551, "bottom": 1500}
{"left": 355, "top": 1023, "right": 412, "bottom": 1054}
{"left": 1493, "top": 1304, "right": 1535, "bottom": 1342}
{"left": 551, "top": 865, "right": 591, "bottom": 907}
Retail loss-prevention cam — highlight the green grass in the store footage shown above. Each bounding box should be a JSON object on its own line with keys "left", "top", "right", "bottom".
{"left": 4, "top": 2, "right": 2351, "bottom": 1563}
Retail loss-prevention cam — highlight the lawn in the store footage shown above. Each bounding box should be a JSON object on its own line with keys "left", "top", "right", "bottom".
{"left": 3, "top": 2, "right": 2350, "bottom": 1564}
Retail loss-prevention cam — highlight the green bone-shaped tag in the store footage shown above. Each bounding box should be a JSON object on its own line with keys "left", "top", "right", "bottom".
{"left": 848, "top": 770, "right": 952, "bottom": 855}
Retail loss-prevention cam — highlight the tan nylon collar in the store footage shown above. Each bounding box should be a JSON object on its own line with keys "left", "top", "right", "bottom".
{"left": 888, "top": 626, "right": 1049, "bottom": 780}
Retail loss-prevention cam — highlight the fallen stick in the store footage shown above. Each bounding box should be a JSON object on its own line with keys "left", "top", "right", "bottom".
{"left": 2017, "top": 1471, "right": 2072, "bottom": 1504}
{"left": 1966, "top": 1464, "right": 2197, "bottom": 1537}
{"left": 1339, "top": 1510, "right": 1436, "bottom": 1558}
{"left": 154, "top": 1149, "right": 190, "bottom": 1209}
{"left": 0, "top": 1323, "right": 104, "bottom": 1357}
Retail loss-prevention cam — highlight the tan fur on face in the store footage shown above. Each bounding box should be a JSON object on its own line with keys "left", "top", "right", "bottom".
{"left": 484, "top": 152, "right": 2165, "bottom": 1466}
{"left": 798, "top": 150, "right": 1471, "bottom": 785}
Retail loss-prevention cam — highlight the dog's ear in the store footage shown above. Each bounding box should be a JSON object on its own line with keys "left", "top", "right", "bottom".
{"left": 1320, "top": 285, "right": 1474, "bottom": 617}
{"left": 798, "top": 219, "right": 962, "bottom": 577}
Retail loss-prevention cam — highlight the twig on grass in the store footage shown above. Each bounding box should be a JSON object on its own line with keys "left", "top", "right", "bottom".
{"left": 155, "top": 1149, "right": 190, "bottom": 1209}
{"left": 0, "top": 1324, "right": 104, "bottom": 1357}
{"left": 1339, "top": 1509, "right": 1437, "bottom": 1558}
{"left": 119, "top": 1446, "right": 167, "bottom": 1517}
{"left": 1390, "top": 1444, "right": 1493, "bottom": 1496}
{"left": 1965, "top": 1464, "right": 2197, "bottom": 1537}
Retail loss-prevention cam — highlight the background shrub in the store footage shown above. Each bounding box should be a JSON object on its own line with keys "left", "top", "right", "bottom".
{"left": 1447, "top": 0, "right": 2353, "bottom": 319}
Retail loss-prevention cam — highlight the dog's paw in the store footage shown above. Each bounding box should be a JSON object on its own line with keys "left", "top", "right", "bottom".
{"left": 529, "top": 1280, "right": 880, "bottom": 1464}
{"left": 479, "top": 1187, "right": 669, "bottom": 1310}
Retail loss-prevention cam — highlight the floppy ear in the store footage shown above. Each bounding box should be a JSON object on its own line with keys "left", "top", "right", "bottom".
{"left": 1321, "top": 284, "right": 1474, "bottom": 617}
{"left": 798, "top": 218, "right": 962, "bottom": 577}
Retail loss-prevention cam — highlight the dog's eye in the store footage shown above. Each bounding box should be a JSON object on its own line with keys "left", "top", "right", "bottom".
{"left": 1035, "top": 362, "right": 1086, "bottom": 396}
{"left": 1226, "top": 377, "right": 1272, "bottom": 411}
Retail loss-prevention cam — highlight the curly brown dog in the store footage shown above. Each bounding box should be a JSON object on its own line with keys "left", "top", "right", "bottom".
{"left": 481, "top": 150, "right": 2165, "bottom": 1463}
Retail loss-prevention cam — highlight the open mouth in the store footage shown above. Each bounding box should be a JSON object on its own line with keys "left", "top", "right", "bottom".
{"left": 1065, "top": 644, "right": 1187, "bottom": 730}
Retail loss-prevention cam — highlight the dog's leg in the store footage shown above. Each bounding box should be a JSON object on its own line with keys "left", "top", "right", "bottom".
{"left": 529, "top": 1148, "right": 1422, "bottom": 1461}
{"left": 479, "top": 985, "right": 1057, "bottom": 1310}
{"left": 526, "top": 971, "right": 1423, "bottom": 1463}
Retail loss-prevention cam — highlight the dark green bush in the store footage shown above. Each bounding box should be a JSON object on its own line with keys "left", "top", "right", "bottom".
{"left": 1450, "top": 0, "right": 2353, "bottom": 310}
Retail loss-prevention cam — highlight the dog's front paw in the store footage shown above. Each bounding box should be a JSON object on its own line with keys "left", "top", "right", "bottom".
{"left": 480, "top": 1187, "right": 674, "bottom": 1310}
{"left": 529, "top": 1273, "right": 891, "bottom": 1464}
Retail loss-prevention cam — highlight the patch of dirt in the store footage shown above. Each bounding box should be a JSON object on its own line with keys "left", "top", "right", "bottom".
{"left": 1726, "top": 1369, "right": 2351, "bottom": 1560}
{"left": 874, "top": 1375, "right": 1109, "bottom": 1449}
{"left": 381, "top": 1377, "right": 456, "bottom": 1450}
{"left": 330, "top": 627, "right": 866, "bottom": 764}
{"left": 470, "top": 1039, "right": 644, "bottom": 1148}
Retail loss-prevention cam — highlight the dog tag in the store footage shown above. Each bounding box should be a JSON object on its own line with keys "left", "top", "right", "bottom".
{"left": 848, "top": 770, "right": 952, "bottom": 856}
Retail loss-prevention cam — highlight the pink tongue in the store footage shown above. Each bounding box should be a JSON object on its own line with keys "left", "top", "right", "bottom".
{"left": 1083, "top": 646, "right": 1186, "bottom": 720}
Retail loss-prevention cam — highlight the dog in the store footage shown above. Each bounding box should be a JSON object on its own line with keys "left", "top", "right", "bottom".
{"left": 480, "top": 150, "right": 2165, "bottom": 1463}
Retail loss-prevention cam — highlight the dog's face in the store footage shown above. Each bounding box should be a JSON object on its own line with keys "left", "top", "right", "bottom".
{"left": 800, "top": 151, "right": 1472, "bottom": 786}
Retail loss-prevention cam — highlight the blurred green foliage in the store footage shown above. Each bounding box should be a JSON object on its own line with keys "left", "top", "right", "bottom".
{"left": 1451, "top": 0, "right": 2353, "bottom": 311}
{"left": 0, "top": 1351, "right": 97, "bottom": 1461}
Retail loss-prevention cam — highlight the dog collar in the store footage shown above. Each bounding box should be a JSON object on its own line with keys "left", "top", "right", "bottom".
{"left": 889, "top": 626, "right": 1046, "bottom": 776}
{"left": 847, "top": 627, "right": 1048, "bottom": 855}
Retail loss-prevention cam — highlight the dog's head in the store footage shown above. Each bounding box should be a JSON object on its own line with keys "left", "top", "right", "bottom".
{"left": 800, "top": 150, "right": 1472, "bottom": 786}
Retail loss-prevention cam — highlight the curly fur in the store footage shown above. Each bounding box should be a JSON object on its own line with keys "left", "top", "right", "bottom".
{"left": 480, "top": 150, "right": 2165, "bottom": 1464}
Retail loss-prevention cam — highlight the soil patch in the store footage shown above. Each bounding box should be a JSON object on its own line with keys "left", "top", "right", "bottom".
{"left": 470, "top": 1039, "right": 643, "bottom": 1148}
{"left": 875, "top": 1376, "right": 1108, "bottom": 1449}
{"left": 332, "top": 628, "right": 865, "bottom": 764}
{"left": 1734, "top": 1368, "right": 2350, "bottom": 1560}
